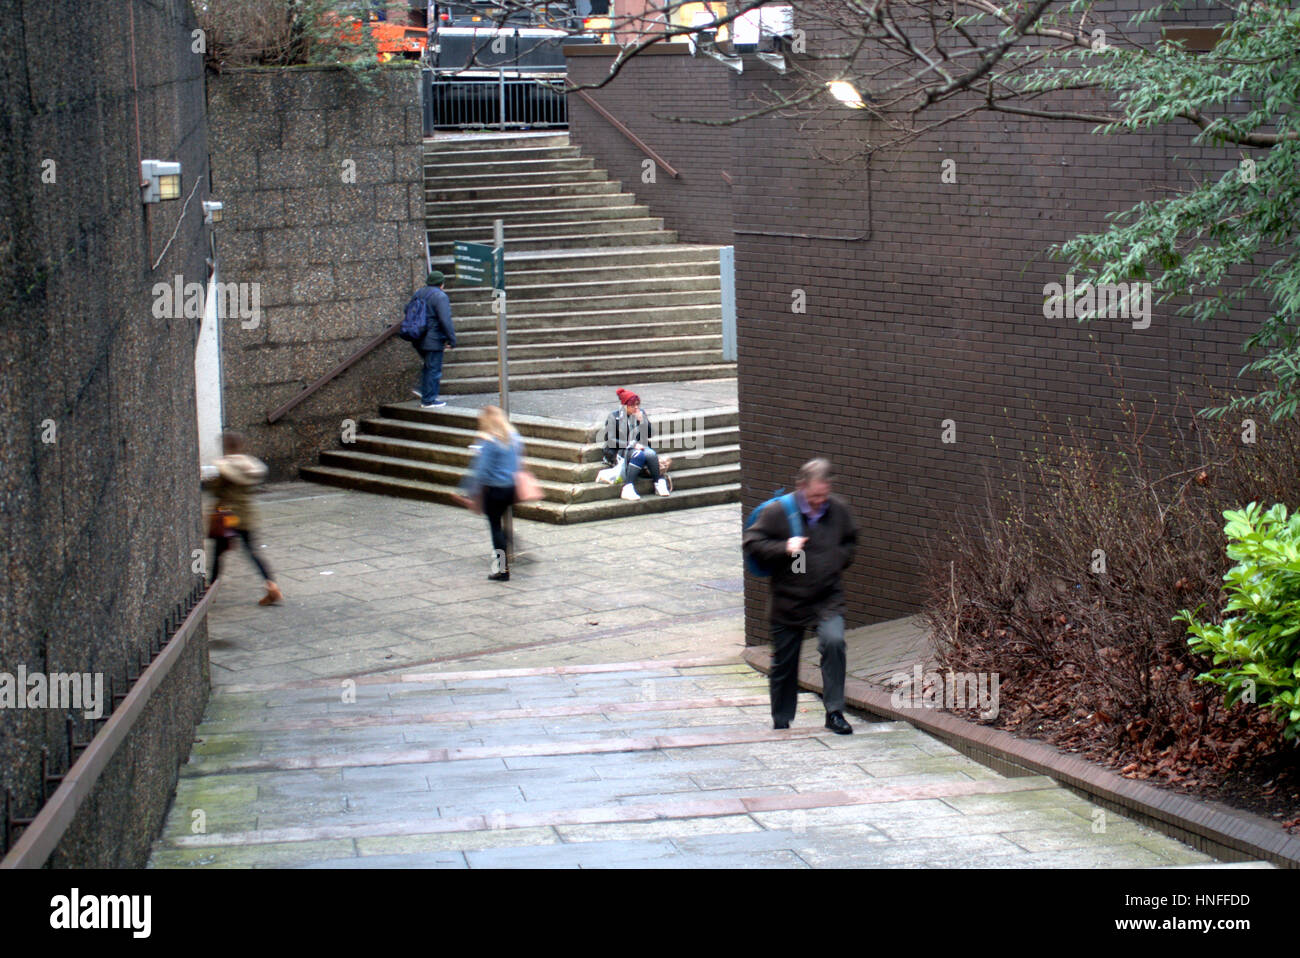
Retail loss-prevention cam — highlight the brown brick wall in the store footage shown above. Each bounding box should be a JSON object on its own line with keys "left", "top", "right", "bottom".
{"left": 565, "top": 46, "right": 734, "bottom": 245}
{"left": 563, "top": 10, "right": 1274, "bottom": 645}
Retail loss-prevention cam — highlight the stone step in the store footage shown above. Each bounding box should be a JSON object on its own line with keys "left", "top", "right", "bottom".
{"left": 440, "top": 347, "right": 726, "bottom": 379}
{"left": 425, "top": 180, "right": 625, "bottom": 202}
{"left": 428, "top": 192, "right": 638, "bottom": 215}
{"left": 425, "top": 168, "right": 611, "bottom": 189}
{"left": 452, "top": 285, "right": 721, "bottom": 314}
{"left": 453, "top": 305, "right": 723, "bottom": 332}
{"left": 427, "top": 215, "right": 666, "bottom": 243}
{"left": 424, "top": 157, "right": 597, "bottom": 177}
{"left": 425, "top": 133, "right": 571, "bottom": 152}
{"left": 341, "top": 435, "right": 738, "bottom": 483}
{"left": 423, "top": 145, "right": 582, "bottom": 164}
{"left": 427, "top": 204, "right": 653, "bottom": 230}
{"left": 430, "top": 229, "right": 681, "bottom": 255}
{"left": 374, "top": 402, "right": 740, "bottom": 437}
{"left": 450, "top": 270, "right": 720, "bottom": 300}
{"left": 436, "top": 364, "right": 737, "bottom": 394}
{"left": 358, "top": 416, "right": 740, "bottom": 465}
{"left": 457, "top": 318, "right": 722, "bottom": 346}
{"left": 432, "top": 245, "right": 722, "bottom": 272}
{"left": 298, "top": 463, "right": 741, "bottom": 522}
{"left": 452, "top": 334, "right": 722, "bottom": 364}
{"left": 315, "top": 446, "right": 736, "bottom": 497}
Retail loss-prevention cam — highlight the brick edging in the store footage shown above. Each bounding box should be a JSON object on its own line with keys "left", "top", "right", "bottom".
{"left": 743, "top": 647, "right": 1299, "bottom": 868}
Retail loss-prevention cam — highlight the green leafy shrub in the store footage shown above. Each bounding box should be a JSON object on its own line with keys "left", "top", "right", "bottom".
{"left": 1177, "top": 502, "right": 1300, "bottom": 740}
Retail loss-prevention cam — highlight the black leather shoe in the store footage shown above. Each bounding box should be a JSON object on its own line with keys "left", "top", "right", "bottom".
{"left": 773, "top": 720, "right": 790, "bottom": 730}
{"left": 488, "top": 571, "right": 510, "bottom": 581}
{"left": 824, "top": 711, "right": 853, "bottom": 735}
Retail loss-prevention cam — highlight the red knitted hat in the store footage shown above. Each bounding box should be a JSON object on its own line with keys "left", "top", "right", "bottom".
{"left": 616, "top": 388, "right": 640, "bottom": 406}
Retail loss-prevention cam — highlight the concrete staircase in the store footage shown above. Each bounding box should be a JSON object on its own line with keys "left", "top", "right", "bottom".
{"left": 300, "top": 132, "right": 742, "bottom": 520}
{"left": 301, "top": 401, "right": 740, "bottom": 523}
{"left": 150, "top": 655, "right": 1224, "bottom": 868}
{"left": 424, "top": 133, "right": 734, "bottom": 394}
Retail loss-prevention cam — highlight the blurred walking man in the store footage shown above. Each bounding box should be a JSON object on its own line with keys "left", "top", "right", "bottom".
{"left": 742, "top": 458, "right": 858, "bottom": 734}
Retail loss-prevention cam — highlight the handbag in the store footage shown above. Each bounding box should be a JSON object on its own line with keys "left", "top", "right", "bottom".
{"left": 514, "top": 469, "right": 543, "bottom": 502}
{"left": 207, "top": 507, "right": 237, "bottom": 539}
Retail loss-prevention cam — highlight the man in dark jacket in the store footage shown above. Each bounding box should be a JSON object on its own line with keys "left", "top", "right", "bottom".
{"left": 742, "top": 458, "right": 857, "bottom": 734}
{"left": 412, "top": 271, "right": 456, "bottom": 409}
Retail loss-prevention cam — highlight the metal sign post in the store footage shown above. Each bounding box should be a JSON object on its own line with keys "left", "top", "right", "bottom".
{"left": 454, "top": 224, "right": 511, "bottom": 568}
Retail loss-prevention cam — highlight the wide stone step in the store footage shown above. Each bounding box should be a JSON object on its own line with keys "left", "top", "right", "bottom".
{"left": 428, "top": 215, "right": 664, "bottom": 244}
{"left": 360, "top": 418, "right": 594, "bottom": 462}
{"left": 436, "top": 364, "right": 737, "bottom": 394}
{"left": 374, "top": 401, "right": 740, "bottom": 437}
{"left": 340, "top": 435, "right": 739, "bottom": 483}
{"left": 426, "top": 168, "right": 611, "bottom": 188}
{"left": 423, "top": 145, "right": 582, "bottom": 164}
{"left": 452, "top": 280, "right": 722, "bottom": 310}
{"left": 377, "top": 402, "right": 600, "bottom": 441}
{"left": 298, "top": 463, "right": 741, "bottom": 521}
{"left": 432, "top": 245, "right": 722, "bottom": 272}
{"left": 454, "top": 305, "right": 723, "bottom": 333}
{"left": 425, "top": 180, "right": 624, "bottom": 202}
{"left": 428, "top": 192, "right": 637, "bottom": 215}
{"left": 314, "top": 447, "right": 737, "bottom": 494}
{"left": 425, "top": 157, "right": 597, "bottom": 177}
{"left": 457, "top": 318, "right": 722, "bottom": 346}
{"left": 425, "top": 133, "right": 571, "bottom": 152}
{"left": 427, "top": 204, "right": 653, "bottom": 230}
{"left": 441, "top": 347, "right": 726, "bottom": 379}
{"left": 430, "top": 229, "right": 681, "bottom": 255}
{"left": 452, "top": 334, "right": 722, "bottom": 364}
{"left": 451, "top": 271, "right": 720, "bottom": 301}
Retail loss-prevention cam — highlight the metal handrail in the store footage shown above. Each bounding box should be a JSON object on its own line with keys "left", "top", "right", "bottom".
{"left": 1, "top": 581, "right": 221, "bottom": 868}
{"left": 572, "top": 89, "right": 679, "bottom": 178}
{"left": 266, "top": 320, "right": 403, "bottom": 424}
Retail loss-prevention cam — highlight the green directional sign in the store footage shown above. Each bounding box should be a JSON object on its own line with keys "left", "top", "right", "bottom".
{"left": 453, "top": 241, "right": 504, "bottom": 289}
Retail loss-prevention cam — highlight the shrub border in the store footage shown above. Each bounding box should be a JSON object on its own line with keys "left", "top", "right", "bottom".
{"left": 743, "top": 646, "right": 1299, "bottom": 868}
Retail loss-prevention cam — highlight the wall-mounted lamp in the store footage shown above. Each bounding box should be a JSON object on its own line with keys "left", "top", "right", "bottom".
{"left": 141, "top": 160, "right": 182, "bottom": 204}
{"left": 202, "top": 200, "right": 224, "bottom": 224}
{"left": 826, "top": 80, "right": 867, "bottom": 109}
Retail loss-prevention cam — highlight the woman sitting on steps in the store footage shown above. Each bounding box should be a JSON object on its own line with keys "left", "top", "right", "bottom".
{"left": 597, "top": 388, "right": 672, "bottom": 501}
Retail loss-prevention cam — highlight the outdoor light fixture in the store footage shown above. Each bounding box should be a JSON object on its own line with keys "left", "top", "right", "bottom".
{"left": 141, "top": 160, "right": 182, "bottom": 204}
{"left": 203, "top": 200, "right": 224, "bottom": 224}
{"left": 826, "top": 80, "right": 867, "bottom": 109}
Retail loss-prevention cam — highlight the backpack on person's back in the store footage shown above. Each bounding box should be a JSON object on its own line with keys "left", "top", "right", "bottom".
{"left": 398, "top": 294, "right": 429, "bottom": 343}
{"left": 743, "top": 491, "right": 804, "bottom": 577}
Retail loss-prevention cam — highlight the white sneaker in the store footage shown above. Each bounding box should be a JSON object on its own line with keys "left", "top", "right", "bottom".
{"left": 654, "top": 478, "right": 670, "bottom": 497}
{"left": 620, "top": 483, "right": 641, "bottom": 501}
{"left": 596, "top": 465, "right": 621, "bottom": 485}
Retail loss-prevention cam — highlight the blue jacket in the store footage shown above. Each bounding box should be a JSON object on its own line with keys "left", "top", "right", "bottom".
{"left": 414, "top": 285, "right": 456, "bottom": 351}
{"left": 460, "top": 434, "right": 525, "bottom": 494}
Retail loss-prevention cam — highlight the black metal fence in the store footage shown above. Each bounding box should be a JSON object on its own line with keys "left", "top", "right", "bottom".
{"left": 422, "top": 69, "right": 568, "bottom": 132}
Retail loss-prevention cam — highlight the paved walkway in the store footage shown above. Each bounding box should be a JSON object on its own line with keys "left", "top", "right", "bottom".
{"left": 448, "top": 380, "right": 737, "bottom": 427}
{"left": 152, "top": 482, "right": 1229, "bottom": 867}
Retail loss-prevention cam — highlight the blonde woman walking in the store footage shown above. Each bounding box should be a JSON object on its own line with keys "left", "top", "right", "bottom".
{"left": 455, "top": 406, "right": 526, "bottom": 581}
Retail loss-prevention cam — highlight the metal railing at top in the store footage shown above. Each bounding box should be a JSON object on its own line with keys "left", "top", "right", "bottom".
{"left": 424, "top": 69, "right": 568, "bottom": 131}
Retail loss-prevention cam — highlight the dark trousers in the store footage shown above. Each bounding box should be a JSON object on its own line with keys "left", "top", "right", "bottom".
{"left": 419, "top": 347, "right": 444, "bottom": 404}
{"left": 483, "top": 484, "right": 515, "bottom": 570}
{"left": 211, "top": 528, "right": 272, "bottom": 584}
{"left": 769, "top": 613, "right": 846, "bottom": 725}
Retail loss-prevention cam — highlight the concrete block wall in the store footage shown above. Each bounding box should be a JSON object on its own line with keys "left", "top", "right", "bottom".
{"left": 208, "top": 65, "right": 429, "bottom": 479}
{"left": 0, "top": 0, "right": 212, "bottom": 866}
